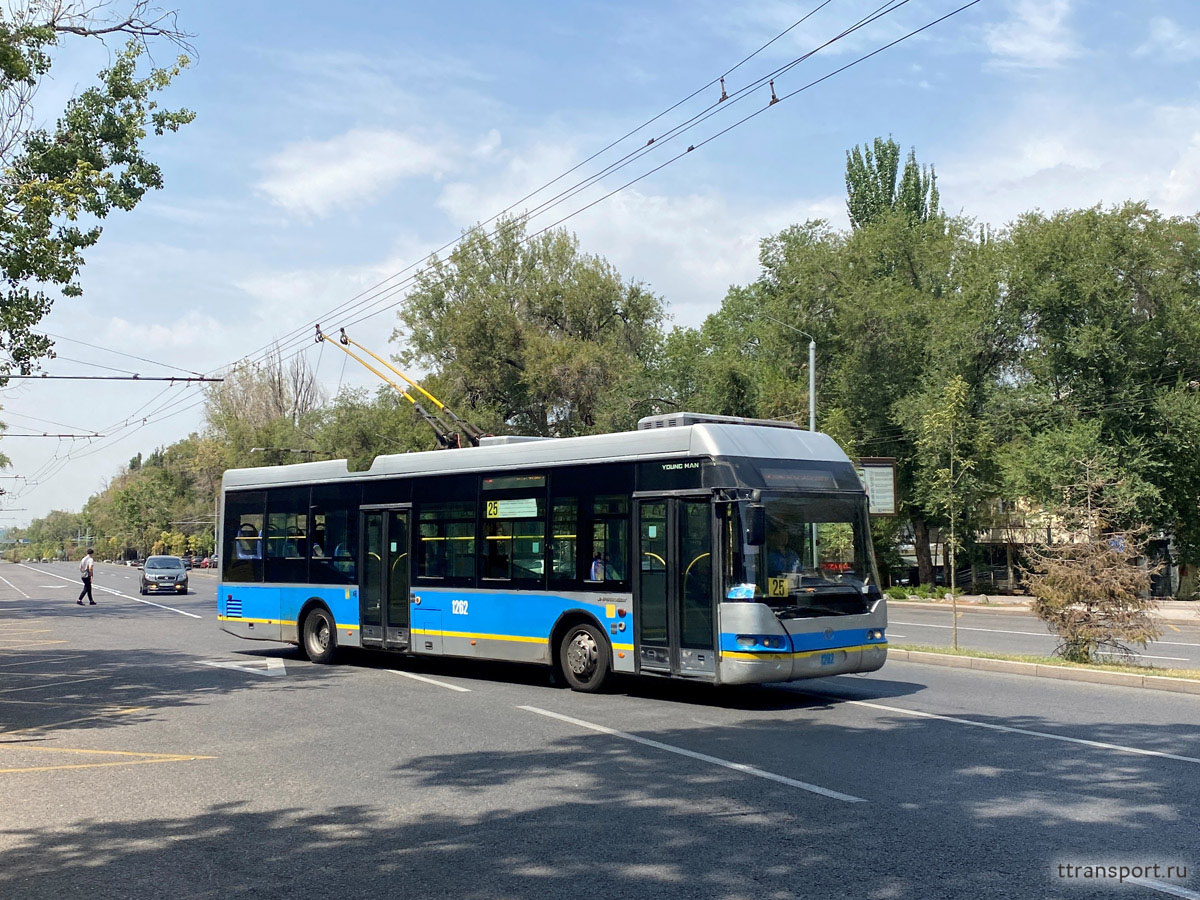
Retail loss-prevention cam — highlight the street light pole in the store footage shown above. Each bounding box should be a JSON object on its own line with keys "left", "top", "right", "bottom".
{"left": 759, "top": 313, "right": 816, "bottom": 433}
{"left": 808, "top": 337, "right": 816, "bottom": 433}
{"left": 759, "top": 313, "right": 819, "bottom": 569}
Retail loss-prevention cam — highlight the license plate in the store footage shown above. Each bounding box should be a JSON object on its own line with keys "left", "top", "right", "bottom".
{"left": 820, "top": 652, "right": 835, "bottom": 666}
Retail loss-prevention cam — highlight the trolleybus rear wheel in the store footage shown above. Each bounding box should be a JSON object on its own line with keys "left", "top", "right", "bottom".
{"left": 302, "top": 607, "right": 337, "bottom": 664}
{"left": 559, "top": 622, "right": 610, "bottom": 692}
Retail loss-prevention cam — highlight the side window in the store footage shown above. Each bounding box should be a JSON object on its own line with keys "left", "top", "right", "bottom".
{"left": 549, "top": 498, "right": 578, "bottom": 583}
{"left": 224, "top": 491, "right": 265, "bottom": 583}
{"left": 417, "top": 501, "right": 475, "bottom": 581}
{"left": 266, "top": 487, "right": 309, "bottom": 583}
{"left": 588, "top": 495, "right": 629, "bottom": 585}
{"left": 482, "top": 496, "right": 545, "bottom": 583}
{"left": 310, "top": 483, "right": 359, "bottom": 585}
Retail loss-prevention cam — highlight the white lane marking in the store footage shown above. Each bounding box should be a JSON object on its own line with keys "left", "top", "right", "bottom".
{"left": 892, "top": 620, "right": 1049, "bottom": 637}
{"left": 19, "top": 564, "right": 202, "bottom": 618}
{"left": 0, "top": 573, "right": 31, "bottom": 599}
{"left": 520, "top": 705, "right": 865, "bottom": 803}
{"left": 201, "top": 658, "right": 285, "bottom": 677}
{"left": 892, "top": 620, "right": 1200, "bottom": 650}
{"left": 0, "top": 655, "right": 83, "bottom": 668}
{"left": 38, "top": 585, "right": 67, "bottom": 589}
{"left": 1098, "top": 653, "right": 1189, "bottom": 662}
{"left": 887, "top": 633, "right": 907, "bottom": 638}
{"left": 0, "top": 676, "right": 107, "bottom": 693}
{"left": 827, "top": 698, "right": 1200, "bottom": 766}
{"left": 1128, "top": 878, "right": 1200, "bottom": 899}
{"left": 389, "top": 669, "right": 471, "bottom": 692}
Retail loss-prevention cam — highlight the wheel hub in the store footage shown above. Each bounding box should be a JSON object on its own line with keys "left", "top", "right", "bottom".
{"left": 566, "top": 631, "right": 597, "bottom": 677}
{"left": 311, "top": 619, "right": 329, "bottom": 650}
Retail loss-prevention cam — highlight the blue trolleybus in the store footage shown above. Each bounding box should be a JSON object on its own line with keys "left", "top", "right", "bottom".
{"left": 217, "top": 412, "right": 888, "bottom": 691}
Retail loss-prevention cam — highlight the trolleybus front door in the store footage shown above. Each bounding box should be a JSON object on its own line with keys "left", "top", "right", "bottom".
{"left": 360, "top": 506, "right": 411, "bottom": 650}
{"left": 635, "top": 497, "right": 716, "bottom": 677}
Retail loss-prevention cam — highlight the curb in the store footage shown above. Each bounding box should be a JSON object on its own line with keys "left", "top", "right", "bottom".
{"left": 888, "top": 649, "right": 1200, "bottom": 696}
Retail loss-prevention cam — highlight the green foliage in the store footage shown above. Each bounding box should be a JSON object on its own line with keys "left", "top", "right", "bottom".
{"left": 0, "top": 26, "right": 193, "bottom": 376}
{"left": 313, "top": 387, "right": 435, "bottom": 471}
{"left": 845, "top": 136, "right": 939, "bottom": 229}
{"left": 1028, "top": 528, "right": 1159, "bottom": 664}
{"left": 396, "top": 216, "right": 665, "bottom": 437}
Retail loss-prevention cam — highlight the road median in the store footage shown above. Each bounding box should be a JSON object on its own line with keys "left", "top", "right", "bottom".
{"left": 889, "top": 646, "right": 1200, "bottom": 695}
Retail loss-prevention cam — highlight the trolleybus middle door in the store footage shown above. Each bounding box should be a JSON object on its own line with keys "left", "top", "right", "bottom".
{"left": 360, "top": 506, "right": 412, "bottom": 650}
{"left": 635, "top": 497, "right": 716, "bottom": 677}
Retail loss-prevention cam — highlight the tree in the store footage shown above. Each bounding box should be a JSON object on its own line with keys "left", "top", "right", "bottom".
{"left": 395, "top": 216, "right": 665, "bottom": 437}
{"left": 204, "top": 347, "right": 325, "bottom": 466}
{"left": 916, "top": 375, "right": 992, "bottom": 647}
{"left": 660, "top": 139, "right": 1012, "bottom": 587}
{"left": 0, "top": 2, "right": 193, "bottom": 376}
{"left": 1025, "top": 457, "right": 1159, "bottom": 662}
{"left": 1004, "top": 203, "right": 1200, "bottom": 571}
{"left": 845, "top": 136, "right": 939, "bottom": 229}
{"left": 312, "top": 386, "right": 436, "bottom": 471}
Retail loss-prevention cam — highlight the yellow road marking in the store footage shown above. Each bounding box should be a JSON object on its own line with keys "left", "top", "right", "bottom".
{"left": 2, "top": 706, "right": 148, "bottom": 735}
{"left": 0, "top": 640, "right": 68, "bottom": 646}
{"left": 0, "top": 630, "right": 51, "bottom": 635}
{"left": 1169, "top": 624, "right": 1181, "bottom": 633}
{"left": 0, "top": 746, "right": 214, "bottom": 774}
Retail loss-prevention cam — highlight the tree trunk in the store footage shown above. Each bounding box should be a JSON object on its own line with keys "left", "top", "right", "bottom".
{"left": 912, "top": 515, "right": 935, "bottom": 586}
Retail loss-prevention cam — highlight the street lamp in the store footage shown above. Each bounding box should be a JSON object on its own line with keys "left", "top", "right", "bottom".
{"left": 758, "top": 313, "right": 816, "bottom": 432}
{"left": 758, "top": 313, "right": 821, "bottom": 570}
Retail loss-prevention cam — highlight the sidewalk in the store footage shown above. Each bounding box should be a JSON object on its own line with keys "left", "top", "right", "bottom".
{"left": 888, "top": 593, "right": 1200, "bottom": 624}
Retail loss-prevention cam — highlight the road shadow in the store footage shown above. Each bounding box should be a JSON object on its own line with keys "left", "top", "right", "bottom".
{"left": 2, "top": 702, "right": 1197, "bottom": 900}
{"left": 0, "top": 645, "right": 340, "bottom": 737}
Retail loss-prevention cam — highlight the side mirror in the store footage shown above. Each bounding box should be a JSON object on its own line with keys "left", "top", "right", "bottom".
{"left": 744, "top": 504, "right": 766, "bottom": 546}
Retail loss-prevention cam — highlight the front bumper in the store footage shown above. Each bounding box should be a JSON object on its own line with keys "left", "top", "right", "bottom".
{"left": 717, "top": 600, "right": 888, "bottom": 685}
{"left": 144, "top": 581, "right": 188, "bottom": 593}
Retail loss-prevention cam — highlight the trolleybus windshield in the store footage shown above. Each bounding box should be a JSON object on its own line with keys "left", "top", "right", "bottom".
{"left": 734, "top": 493, "right": 879, "bottom": 616}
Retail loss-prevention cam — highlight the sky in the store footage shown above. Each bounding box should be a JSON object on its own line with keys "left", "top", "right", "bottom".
{"left": 3, "top": 0, "right": 1200, "bottom": 525}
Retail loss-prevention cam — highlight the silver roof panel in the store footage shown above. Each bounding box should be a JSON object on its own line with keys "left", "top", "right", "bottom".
{"left": 221, "top": 423, "right": 851, "bottom": 490}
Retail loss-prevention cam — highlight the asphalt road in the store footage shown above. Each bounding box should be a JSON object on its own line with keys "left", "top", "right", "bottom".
{"left": 1, "top": 561, "right": 1197, "bottom": 900}
{"left": 890, "top": 605, "right": 1200, "bottom": 669}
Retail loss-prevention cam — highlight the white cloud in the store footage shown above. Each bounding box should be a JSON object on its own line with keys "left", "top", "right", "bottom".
{"left": 1136, "top": 16, "right": 1200, "bottom": 63}
{"left": 257, "top": 129, "right": 453, "bottom": 218}
{"left": 937, "top": 96, "right": 1200, "bottom": 226}
{"left": 435, "top": 137, "right": 838, "bottom": 327}
{"left": 985, "top": 0, "right": 1079, "bottom": 70}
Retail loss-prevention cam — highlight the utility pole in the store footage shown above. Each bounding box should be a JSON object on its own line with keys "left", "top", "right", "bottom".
{"left": 759, "top": 313, "right": 819, "bottom": 568}
{"left": 950, "top": 423, "right": 958, "bottom": 651}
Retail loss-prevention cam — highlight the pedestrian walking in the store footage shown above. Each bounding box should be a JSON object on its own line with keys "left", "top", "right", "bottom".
{"left": 77, "top": 548, "right": 96, "bottom": 606}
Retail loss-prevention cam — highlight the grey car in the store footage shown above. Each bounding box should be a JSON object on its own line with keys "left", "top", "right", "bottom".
{"left": 140, "top": 555, "right": 189, "bottom": 595}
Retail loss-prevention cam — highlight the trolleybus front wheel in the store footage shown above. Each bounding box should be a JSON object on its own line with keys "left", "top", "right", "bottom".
{"left": 302, "top": 607, "right": 338, "bottom": 664}
{"left": 558, "top": 622, "right": 611, "bottom": 692}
